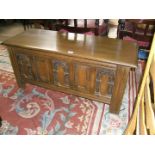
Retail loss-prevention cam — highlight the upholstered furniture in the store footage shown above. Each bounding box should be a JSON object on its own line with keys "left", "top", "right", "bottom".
{"left": 107, "top": 19, "right": 119, "bottom": 39}
{"left": 118, "top": 19, "right": 155, "bottom": 60}
{"left": 118, "top": 19, "right": 155, "bottom": 50}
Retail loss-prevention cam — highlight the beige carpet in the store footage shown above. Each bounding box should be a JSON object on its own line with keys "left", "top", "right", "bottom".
{"left": 0, "top": 22, "right": 24, "bottom": 43}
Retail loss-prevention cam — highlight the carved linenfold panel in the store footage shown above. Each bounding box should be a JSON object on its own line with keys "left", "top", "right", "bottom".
{"left": 16, "top": 53, "right": 35, "bottom": 80}
{"left": 74, "top": 63, "right": 91, "bottom": 92}
{"left": 15, "top": 52, "right": 115, "bottom": 99}
{"left": 57, "top": 65, "right": 65, "bottom": 85}
{"left": 35, "top": 58, "right": 50, "bottom": 83}
{"left": 89, "top": 68, "right": 96, "bottom": 94}
{"left": 100, "top": 75, "right": 109, "bottom": 95}
{"left": 77, "top": 66, "right": 87, "bottom": 87}
{"left": 96, "top": 68, "right": 115, "bottom": 96}
{"left": 52, "top": 60, "right": 69, "bottom": 87}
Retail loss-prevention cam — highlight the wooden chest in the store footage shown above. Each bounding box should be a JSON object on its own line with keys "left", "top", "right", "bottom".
{"left": 3, "top": 29, "right": 138, "bottom": 114}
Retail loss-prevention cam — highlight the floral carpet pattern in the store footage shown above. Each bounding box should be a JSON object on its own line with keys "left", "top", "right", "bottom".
{"left": 0, "top": 45, "right": 142, "bottom": 135}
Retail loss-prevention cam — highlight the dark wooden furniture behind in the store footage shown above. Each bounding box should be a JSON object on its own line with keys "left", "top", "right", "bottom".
{"left": 118, "top": 19, "right": 155, "bottom": 49}
{"left": 21, "top": 19, "right": 58, "bottom": 30}
{"left": 56, "top": 19, "right": 100, "bottom": 35}
{"left": 3, "top": 29, "right": 138, "bottom": 114}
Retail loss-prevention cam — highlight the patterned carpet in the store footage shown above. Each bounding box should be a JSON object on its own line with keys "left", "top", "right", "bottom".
{"left": 0, "top": 45, "right": 143, "bottom": 135}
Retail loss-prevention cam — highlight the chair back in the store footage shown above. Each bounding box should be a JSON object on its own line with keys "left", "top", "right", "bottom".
{"left": 56, "top": 19, "right": 100, "bottom": 35}
{"left": 124, "top": 34, "right": 155, "bottom": 135}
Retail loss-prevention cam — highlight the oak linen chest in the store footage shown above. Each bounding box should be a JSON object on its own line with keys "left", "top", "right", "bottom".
{"left": 3, "top": 29, "right": 138, "bottom": 114}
